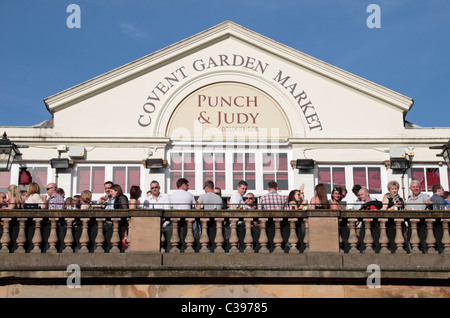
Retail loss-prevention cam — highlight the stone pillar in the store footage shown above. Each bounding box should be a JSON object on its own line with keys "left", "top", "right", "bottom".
{"left": 347, "top": 219, "right": 359, "bottom": 254}
{"left": 378, "top": 218, "right": 390, "bottom": 254}
{"left": 307, "top": 212, "right": 340, "bottom": 253}
{"left": 214, "top": 218, "right": 225, "bottom": 253}
{"left": 258, "top": 218, "right": 269, "bottom": 253}
{"left": 425, "top": 219, "right": 437, "bottom": 254}
{"left": 128, "top": 216, "right": 161, "bottom": 252}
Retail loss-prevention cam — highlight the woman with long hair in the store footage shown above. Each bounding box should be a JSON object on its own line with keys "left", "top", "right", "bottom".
{"left": 329, "top": 186, "right": 343, "bottom": 210}
{"left": 80, "top": 190, "right": 92, "bottom": 210}
{"left": 24, "top": 182, "right": 43, "bottom": 209}
{"left": 5, "top": 184, "right": 23, "bottom": 209}
{"left": 109, "top": 184, "right": 129, "bottom": 251}
{"left": 110, "top": 184, "right": 129, "bottom": 209}
{"left": 4, "top": 184, "right": 23, "bottom": 251}
{"left": 310, "top": 184, "right": 329, "bottom": 209}
{"left": 288, "top": 189, "right": 307, "bottom": 210}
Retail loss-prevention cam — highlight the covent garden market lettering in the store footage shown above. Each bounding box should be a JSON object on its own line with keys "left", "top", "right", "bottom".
{"left": 137, "top": 53, "right": 323, "bottom": 132}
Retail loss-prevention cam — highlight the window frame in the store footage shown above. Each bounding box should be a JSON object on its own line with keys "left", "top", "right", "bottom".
{"left": 315, "top": 164, "right": 386, "bottom": 201}
{"left": 409, "top": 165, "right": 443, "bottom": 194}
{"left": 166, "top": 146, "right": 292, "bottom": 196}
{"left": 74, "top": 163, "right": 143, "bottom": 200}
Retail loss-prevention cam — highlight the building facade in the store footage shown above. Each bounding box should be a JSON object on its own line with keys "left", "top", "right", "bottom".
{"left": 1, "top": 21, "right": 449, "bottom": 203}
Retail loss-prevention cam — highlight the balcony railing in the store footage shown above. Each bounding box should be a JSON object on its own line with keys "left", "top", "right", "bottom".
{"left": 0, "top": 209, "right": 448, "bottom": 255}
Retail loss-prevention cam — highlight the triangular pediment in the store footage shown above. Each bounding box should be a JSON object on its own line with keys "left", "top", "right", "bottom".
{"left": 43, "top": 21, "right": 413, "bottom": 139}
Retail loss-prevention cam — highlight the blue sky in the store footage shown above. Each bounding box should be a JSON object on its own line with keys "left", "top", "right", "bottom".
{"left": 0, "top": 0, "right": 449, "bottom": 127}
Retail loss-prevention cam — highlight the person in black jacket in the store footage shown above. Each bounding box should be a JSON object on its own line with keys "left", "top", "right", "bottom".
{"left": 358, "top": 187, "right": 382, "bottom": 210}
{"left": 107, "top": 184, "right": 129, "bottom": 251}
{"left": 111, "top": 184, "right": 129, "bottom": 209}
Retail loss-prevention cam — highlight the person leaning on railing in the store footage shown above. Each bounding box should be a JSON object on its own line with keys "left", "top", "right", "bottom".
{"left": 405, "top": 180, "right": 433, "bottom": 253}
{"left": 380, "top": 181, "right": 405, "bottom": 252}
{"left": 381, "top": 181, "right": 405, "bottom": 211}
{"left": 23, "top": 182, "right": 43, "bottom": 209}
{"left": 444, "top": 191, "right": 450, "bottom": 210}
{"left": 287, "top": 184, "right": 308, "bottom": 210}
{"left": 405, "top": 180, "right": 432, "bottom": 210}
{"left": 329, "top": 186, "right": 343, "bottom": 210}
{"left": 259, "top": 181, "right": 288, "bottom": 252}
{"left": 44, "top": 183, "right": 66, "bottom": 252}
{"left": 129, "top": 185, "right": 142, "bottom": 209}
{"left": 3, "top": 185, "right": 23, "bottom": 251}
{"left": 4, "top": 184, "right": 23, "bottom": 209}
{"left": 430, "top": 184, "right": 446, "bottom": 211}
{"left": 357, "top": 187, "right": 382, "bottom": 210}
{"left": 110, "top": 184, "right": 129, "bottom": 251}
{"left": 309, "top": 184, "right": 329, "bottom": 210}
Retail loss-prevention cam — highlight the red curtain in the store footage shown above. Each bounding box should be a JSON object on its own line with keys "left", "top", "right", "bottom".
{"left": 426, "top": 168, "right": 440, "bottom": 191}
{"left": 368, "top": 168, "right": 381, "bottom": 193}
{"left": 77, "top": 167, "right": 90, "bottom": 193}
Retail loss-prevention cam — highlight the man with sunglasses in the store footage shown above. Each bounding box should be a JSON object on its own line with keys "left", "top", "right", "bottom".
{"left": 44, "top": 183, "right": 66, "bottom": 252}
{"left": 243, "top": 193, "right": 260, "bottom": 251}
{"left": 243, "top": 193, "right": 256, "bottom": 210}
{"left": 144, "top": 180, "right": 172, "bottom": 251}
{"left": 143, "top": 180, "right": 171, "bottom": 209}
{"left": 45, "top": 183, "right": 64, "bottom": 209}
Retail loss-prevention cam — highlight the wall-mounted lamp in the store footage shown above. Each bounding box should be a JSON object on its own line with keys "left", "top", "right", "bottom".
{"left": 390, "top": 158, "right": 411, "bottom": 171}
{"left": 0, "top": 132, "right": 21, "bottom": 172}
{"left": 50, "top": 158, "right": 72, "bottom": 169}
{"left": 144, "top": 158, "right": 167, "bottom": 169}
{"left": 291, "top": 159, "right": 315, "bottom": 171}
{"left": 429, "top": 140, "right": 450, "bottom": 167}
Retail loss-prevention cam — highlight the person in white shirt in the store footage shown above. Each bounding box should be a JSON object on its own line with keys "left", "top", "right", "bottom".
{"left": 229, "top": 180, "right": 248, "bottom": 209}
{"left": 169, "top": 178, "right": 196, "bottom": 251}
{"left": 23, "top": 182, "right": 44, "bottom": 252}
{"left": 144, "top": 180, "right": 171, "bottom": 210}
{"left": 349, "top": 184, "right": 362, "bottom": 210}
{"left": 98, "top": 181, "right": 115, "bottom": 210}
{"left": 170, "top": 178, "right": 196, "bottom": 209}
{"left": 143, "top": 180, "right": 172, "bottom": 251}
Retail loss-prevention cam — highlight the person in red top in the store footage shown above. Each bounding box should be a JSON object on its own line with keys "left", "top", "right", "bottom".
{"left": 357, "top": 187, "right": 382, "bottom": 210}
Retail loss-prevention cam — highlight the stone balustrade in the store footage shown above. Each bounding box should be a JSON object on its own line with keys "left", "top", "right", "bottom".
{"left": 0, "top": 209, "right": 448, "bottom": 255}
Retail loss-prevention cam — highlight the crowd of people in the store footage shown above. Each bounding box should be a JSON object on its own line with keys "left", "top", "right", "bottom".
{"left": 0, "top": 178, "right": 449, "bottom": 211}
{"left": 0, "top": 178, "right": 448, "bottom": 253}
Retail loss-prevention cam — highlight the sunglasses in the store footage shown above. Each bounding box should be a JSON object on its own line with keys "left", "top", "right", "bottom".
{"left": 46, "top": 187, "right": 55, "bottom": 191}
{"left": 151, "top": 186, "right": 159, "bottom": 189}
{"left": 244, "top": 197, "right": 254, "bottom": 200}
